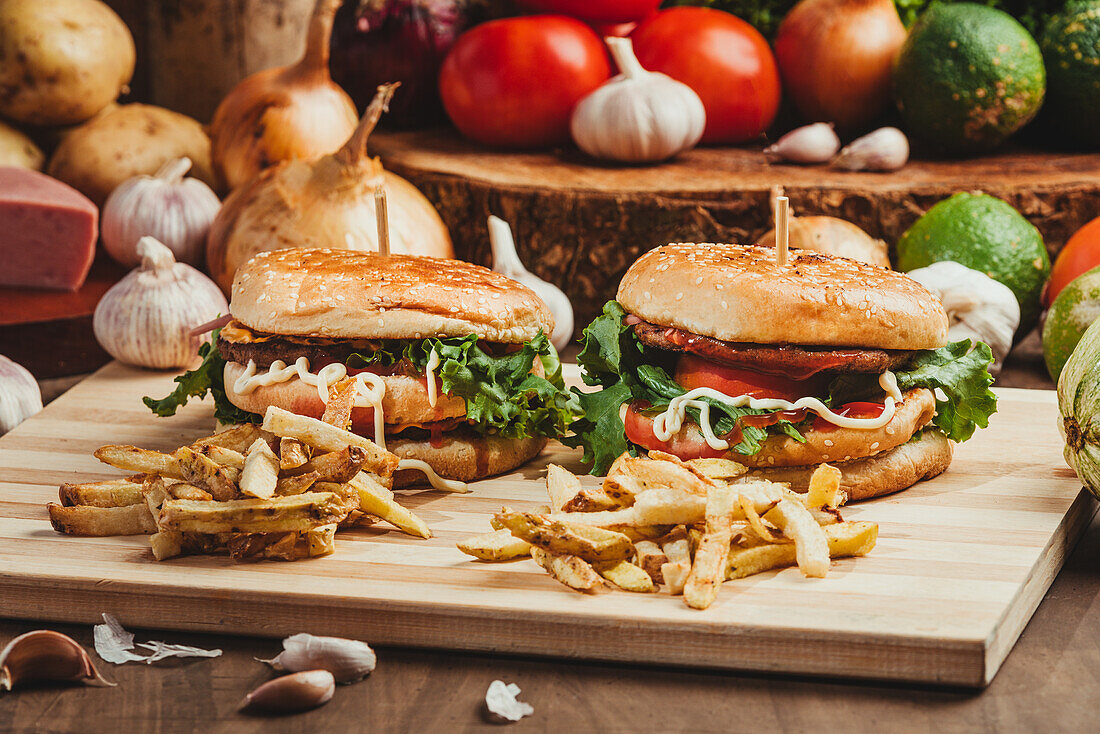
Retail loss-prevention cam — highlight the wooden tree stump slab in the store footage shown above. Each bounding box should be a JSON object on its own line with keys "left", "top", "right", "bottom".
{"left": 372, "top": 128, "right": 1100, "bottom": 336}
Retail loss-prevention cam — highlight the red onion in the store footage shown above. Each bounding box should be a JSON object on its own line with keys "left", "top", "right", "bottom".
{"left": 329, "top": 0, "right": 477, "bottom": 128}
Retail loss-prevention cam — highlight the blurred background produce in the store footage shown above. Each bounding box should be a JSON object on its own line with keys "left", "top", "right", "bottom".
{"left": 1043, "top": 265, "right": 1100, "bottom": 382}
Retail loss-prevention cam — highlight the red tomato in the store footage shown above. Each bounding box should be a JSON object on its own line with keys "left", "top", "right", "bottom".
{"left": 624, "top": 402, "right": 728, "bottom": 460}
{"left": 673, "top": 354, "right": 822, "bottom": 402}
{"left": 518, "top": 0, "right": 660, "bottom": 24}
{"left": 1046, "top": 215, "right": 1100, "bottom": 306}
{"left": 811, "top": 401, "right": 886, "bottom": 432}
{"left": 438, "top": 16, "right": 611, "bottom": 148}
{"left": 631, "top": 8, "right": 781, "bottom": 144}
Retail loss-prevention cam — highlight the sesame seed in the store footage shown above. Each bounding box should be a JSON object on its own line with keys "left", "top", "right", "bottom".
{"left": 824, "top": 439, "right": 833, "bottom": 446}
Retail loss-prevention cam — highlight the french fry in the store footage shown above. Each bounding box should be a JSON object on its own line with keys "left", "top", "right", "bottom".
{"left": 149, "top": 530, "right": 184, "bottom": 560}
{"left": 546, "top": 463, "right": 579, "bottom": 510}
{"left": 495, "top": 511, "right": 635, "bottom": 562}
{"left": 240, "top": 438, "right": 279, "bottom": 500}
{"left": 157, "top": 492, "right": 346, "bottom": 534}
{"left": 622, "top": 455, "right": 715, "bottom": 495}
{"left": 192, "top": 423, "right": 265, "bottom": 453}
{"left": 598, "top": 472, "right": 643, "bottom": 507}
{"left": 59, "top": 479, "right": 143, "bottom": 508}
{"left": 322, "top": 378, "right": 357, "bottom": 430}
{"left": 94, "top": 445, "right": 183, "bottom": 479}
{"left": 309, "top": 525, "right": 337, "bottom": 556}
{"left": 593, "top": 560, "right": 656, "bottom": 592}
{"left": 279, "top": 437, "right": 310, "bottom": 470}
{"left": 167, "top": 482, "right": 213, "bottom": 501}
{"left": 530, "top": 547, "right": 606, "bottom": 594}
{"left": 287, "top": 446, "right": 369, "bottom": 484}
{"left": 662, "top": 562, "right": 691, "bottom": 596}
{"left": 765, "top": 499, "right": 830, "bottom": 578}
{"left": 343, "top": 473, "right": 431, "bottom": 539}
{"left": 227, "top": 526, "right": 336, "bottom": 561}
{"left": 48, "top": 502, "right": 156, "bottom": 536}
{"left": 456, "top": 529, "right": 533, "bottom": 561}
{"left": 726, "top": 521, "right": 878, "bottom": 580}
{"left": 659, "top": 526, "right": 692, "bottom": 595}
{"left": 276, "top": 471, "right": 321, "bottom": 496}
{"left": 552, "top": 488, "right": 707, "bottom": 528}
{"left": 633, "top": 539, "right": 668, "bottom": 584}
{"left": 197, "top": 444, "right": 246, "bottom": 470}
{"left": 684, "top": 485, "right": 738, "bottom": 610}
{"left": 175, "top": 446, "right": 239, "bottom": 501}
{"left": 142, "top": 476, "right": 171, "bottom": 528}
{"left": 739, "top": 495, "right": 785, "bottom": 543}
{"left": 686, "top": 457, "right": 747, "bottom": 481}
{"left": 806, "top": 463, "right": 845, "bottom": 509}
{"left": 262, "top": 406, "right": 399, "bottom": 477}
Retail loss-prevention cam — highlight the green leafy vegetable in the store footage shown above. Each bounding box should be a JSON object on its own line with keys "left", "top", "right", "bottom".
{"left": 144, "top": 329, "right": 577, "bottom": 440}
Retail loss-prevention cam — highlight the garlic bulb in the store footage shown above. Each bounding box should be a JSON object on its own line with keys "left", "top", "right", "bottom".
{"left": 94, "top": 237, "right": 229, "bottom": 369}
{"left": 488, "top": 215, "right": 573, "bottom": 351}
{"left": 0, "top": 355, "right": 42, "bottom": 436}
{"left": 101, "top": 158, "right": 221, "bottom": 268}
{"left": 833, "top": 126, "right": 909, "bottom": 172}
{"left": 764, "top": 123, "right": 840, "bottom": 164}
{"left": 570, "top": 37, "right": 705, "bottom": 163}
{"left": 906, "top": 260, "right": 1020, "bottom": 374}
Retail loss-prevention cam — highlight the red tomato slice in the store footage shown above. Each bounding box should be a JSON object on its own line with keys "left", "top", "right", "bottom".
{"left": 811, "top": 401, "right": 887, "bottom": 432}
{"left": 623, "top": 402, "right": 728, "bottom": 459}
{"left": 673, "top": 353, "right": 823, "bottom": 402}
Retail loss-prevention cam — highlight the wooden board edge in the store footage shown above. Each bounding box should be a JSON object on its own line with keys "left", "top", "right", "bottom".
{"left": 0, "top": 574, "right": 986, "bottom": 687}
{"left": 981, "top": 487, "right": 1099, "bottom": 686}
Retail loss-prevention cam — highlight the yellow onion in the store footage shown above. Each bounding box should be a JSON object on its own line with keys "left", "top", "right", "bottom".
{"left": 208, "top": 0, "right": 358, "bottom": 190}
{"left": 206, "top": 84, "right": 454, "bottom": 292}
{"left": 773, "top": 0, "right": 906, "bottom": 131}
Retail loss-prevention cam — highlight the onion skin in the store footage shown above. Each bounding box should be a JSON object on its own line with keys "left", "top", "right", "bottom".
{"left": 774, "top": 0, "right": 906, "bottom": 131}
{"left": 208, "top": 0, "right": 358, "bottom": 190}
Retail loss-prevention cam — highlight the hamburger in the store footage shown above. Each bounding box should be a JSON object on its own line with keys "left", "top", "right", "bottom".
{"left": 146, "top": 248, "right": 578, "bottom": 488}
{"left": 566, "top": 243, "right": 998, "bottom": 499}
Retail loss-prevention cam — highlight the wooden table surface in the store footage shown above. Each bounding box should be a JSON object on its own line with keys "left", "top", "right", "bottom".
{"left": 5, "top": 331, "right": 1096, "bottom": 732}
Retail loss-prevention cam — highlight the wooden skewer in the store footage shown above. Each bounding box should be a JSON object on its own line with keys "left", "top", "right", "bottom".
{"left": 374, "top": 185, "right": 390, "bottom": 257}
{"left": 775, "top": 195, "right": 790, "bottom": 268}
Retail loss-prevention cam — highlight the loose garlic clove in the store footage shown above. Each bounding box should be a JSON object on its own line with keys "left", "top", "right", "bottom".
{"left": 0, "top": 354, "right": 41, "bottom": 436}
{"left": 764, "top": 123, "right": 840, "bottom": 164}
{"left": 833, "top": 126, "right": 909, "bottom": 172}
{"left": 241, "top": 669, "right": 335, "bottom": 712}
{"left": 488, "top": 216, "right": 574, "bottom": 352}
{"left": 93, "top": 236, "right": 229, "bottom": 369}
{"left": 261, "top": 633, "right": 376, "bottom": 683}
{"left": 0, "top": 630, "right": 114, "bottom": 692}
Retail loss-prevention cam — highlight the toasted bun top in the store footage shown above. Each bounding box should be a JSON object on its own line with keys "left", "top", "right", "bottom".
{"left": 231, "top": 249, "right": 555, "bottom": 343}
{"left": 617, "top": 243, "right": 948, "bottom": 350}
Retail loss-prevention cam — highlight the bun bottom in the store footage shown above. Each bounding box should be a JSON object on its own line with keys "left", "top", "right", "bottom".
{"left": 390, "top": 427, "right": 547, "bottom": 487}
{"left": 745, "top": 430, "right": 953, "bottom": 501}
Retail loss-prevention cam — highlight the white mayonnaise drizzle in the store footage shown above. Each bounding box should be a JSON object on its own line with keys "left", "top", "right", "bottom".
{"left": 425, "top": 347, "right": 440, "bottom": 408}
{"left": 232, "top": 357, "right": 468, "bottom": 492}
{"left": 652, "top": 371, "right": 903, "bottom": 451}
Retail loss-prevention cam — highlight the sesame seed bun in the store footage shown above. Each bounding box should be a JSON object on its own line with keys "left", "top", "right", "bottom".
{"left": 230, "top": 248, "right": 555, "bottom": 343}
{"left": 617, "top": 243, "right": 948, "bottom": 350}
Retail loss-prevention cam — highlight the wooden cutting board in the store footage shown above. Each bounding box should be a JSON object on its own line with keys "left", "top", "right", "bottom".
{"left": 0, "top": 363, "right": 1094, "bottom": 687}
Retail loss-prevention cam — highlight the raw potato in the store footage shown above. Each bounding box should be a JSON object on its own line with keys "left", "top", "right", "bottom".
{"left": 0, "top": 0, "right": 134, "bottom": 126}
{"left": 0, "top": 119, "right": 43, "bottom": 169}
{"left": 47, "top": 104, "right": 216, "bottom": 206}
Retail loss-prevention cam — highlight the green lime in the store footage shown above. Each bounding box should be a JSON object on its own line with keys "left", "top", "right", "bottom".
{"left": 894, "top": 3, "right": 1045, "bottom": 153}
{"left": 1043, "top": 265, "right": 1100, "bottom": 381}
{"left": 1041, "top": 1, "right": 1100, "bottom": 147}
{"left": 896, "top": 192, "right": 1050, "bottom": 332}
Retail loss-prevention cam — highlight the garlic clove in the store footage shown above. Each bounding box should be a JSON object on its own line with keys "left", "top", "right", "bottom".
{"left": 832, "top": 126, "right": 909, "bottom": 172}
{"left": 241, "top": 669, "right": 335, "bottom": 713}
{"left": 0, "top": 354, "right": 42, "bottom": 436}
{"left": 260, "top": 632, "right": 375, "bottom": 684}
{"left": 0, "top": 630, "right": 114, "bottom": 692}
{"left": 764, "top": 122, "right": 841, "bottom": 164}
{"left": 488, "top": 216, "right": 574, "bottom": 351}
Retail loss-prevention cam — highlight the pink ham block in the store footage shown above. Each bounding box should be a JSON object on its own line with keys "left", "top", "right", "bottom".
{"left": 0, "top": 167, "right": 97, "bottom": 291}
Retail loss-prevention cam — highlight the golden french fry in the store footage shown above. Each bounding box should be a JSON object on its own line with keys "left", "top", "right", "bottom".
{"left": 48, "top": 502, "right": 156, "bottom": 536}
{"left": 765, "top": 499, "right": 830, "bottom": 578}
{"left": 94, "top": 445, "right": 183, "bottom": 479}
{"left": 806, "top": 463, "right": 845, "bottom": 509}
{"left": 192, "top": 424, "right": 265, "bottom": 454}
{"left": 495, "top": 512, "right": 635, "bottom": 562}
{"left": 739, "top": 495, "right": 785, "bottom": 543}
{"left": 661, "top": 562, "right": 691, "bottom": 596}
{"left": 240, "top": 438, "right": 279, "bottom": 500}
{"left": 226, "top": 526, "right": 336, "bottom": 561}
{"left": 727, "top": 521, "right": 878, "bottom": 580}
{"left": 174, "top": 446, "right": 239, "bottom": 501}
{"left": 684, "top": 485, "right": 739, "bottom": 610}
{"left": 288, "top": 446, "right": 369, "bottom": 484}
{"left": 686, "top": 457, "right": 748, "bottom": 481}
{"left": 343, "top": 473, "right": 431, "bottom": 539}
{"left": 545, "top": 463, "right": 580, "bottom": 510}
{"left": 552, "top": 487, "right": 707, "bottom": 528}
{"left": 59, "top": 479, "right": 143, "bottom": 508}
{"left": 167, "top": 482, "right": 213, "bottom": 501}
{"left": 276, "top": 471, "right": 321, "bottom": 496}
{"left": 197, "top": 444, "right": 246, "bottom": 470}
{"left": 157, "top": 492, "right": 346, "bottom": 534}
{"left": 142, "top": 475, "right": 171, "bottom": 528}
{"left": 593, "top": 559, "right": 656, "bottom": 592}
{"left": 279, "top": 437, "right": 310, "bottom": 470}
{"left": 308, "top": 525, "right": 337, "bottom": 556}
{"left": 633, "top": 539, "right": 668, "bottom": 584}
{"left": 457, "top": 529, "right": 533, "bottom": 561}
{"left": 262, "top": 406, "right": 399, "bottom": 477}
{"left": 530, "top": 547, "right": 606, "bottom": 594}
{"left": 321, "top": 378, "right": 357, "bottom": 430}
{"left": 624, "top": 455, "right": 715, "bottom": 496}
{"left": 150, "top": 530, "right": 184, "bottom": 560}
